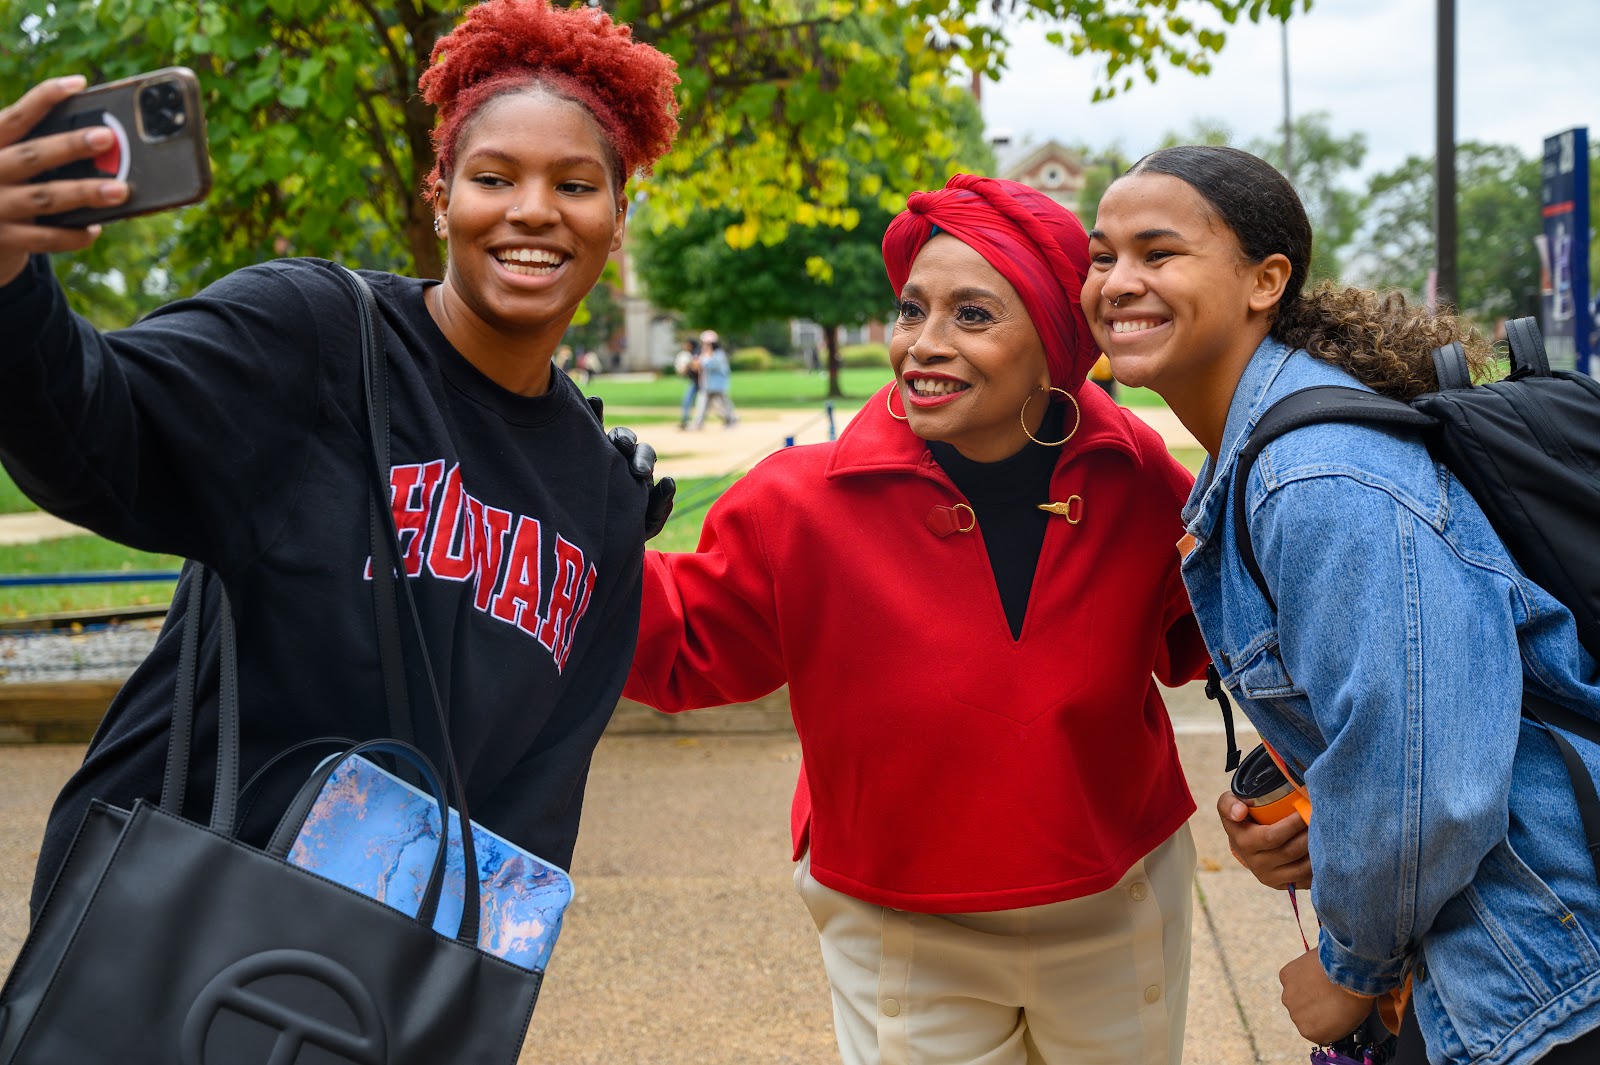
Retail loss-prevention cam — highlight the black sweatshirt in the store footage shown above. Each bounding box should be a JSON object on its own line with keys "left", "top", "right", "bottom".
{"left": 0, "top": 256, "right": 647, "bottom": 912}
{"left": 928, "top": 401, "right": 1066, "bottom": 640}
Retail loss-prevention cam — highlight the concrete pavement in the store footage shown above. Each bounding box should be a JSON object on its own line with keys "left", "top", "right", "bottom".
{"left": 0, "top": 512, "right": 87, "bottom": 546}
{"left": 0, "top": 682, "right": 1322, "bottom": 1065}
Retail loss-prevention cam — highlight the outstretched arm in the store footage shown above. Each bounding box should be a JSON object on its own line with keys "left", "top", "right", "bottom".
{"left": 624, "top": 472, "right": 786, "bottom": 713}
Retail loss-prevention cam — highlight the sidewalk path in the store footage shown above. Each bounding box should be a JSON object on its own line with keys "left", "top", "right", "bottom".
{"left": 0, "top": 512, "right": 87, "bottom": 546}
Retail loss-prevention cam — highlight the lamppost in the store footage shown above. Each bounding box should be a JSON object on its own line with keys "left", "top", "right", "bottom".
{"left": 1435, "top": 0, "right": 1457, "bottom": 308}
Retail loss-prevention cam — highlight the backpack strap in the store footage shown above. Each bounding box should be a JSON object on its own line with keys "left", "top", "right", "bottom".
{"left": 1232, "top": 387, "right": 1436, "bottom": 611}
{"left": 1431, "top": 341, "right": 1472, "bottom": 391}
{"left": 1523, "top": 692, "right": 1600, "bottom": 884}
{"left": 1505, "top": 316, "right": 1551, "bottom": 377}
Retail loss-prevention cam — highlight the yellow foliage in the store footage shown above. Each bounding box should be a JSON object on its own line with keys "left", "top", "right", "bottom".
{"left": 805, "top": 256, "right": 834, "bottom": 284}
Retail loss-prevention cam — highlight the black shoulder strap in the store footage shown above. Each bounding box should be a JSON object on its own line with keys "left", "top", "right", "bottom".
{"left": 1505, "top": 316, "right": 1551, "bottom": 377}
{"left": 1523, "top": 693, "right": 1600, "bottom": 884}
{"left": 1232, "top": 386, "right": 1435, "bottom": 612}
{"left": 342, "top": 267, "right": 414, "bottom": 751}
{"left": 339, "top": 266, "right": 481, "bottom": 931}
{"left": 1431, "top": 341, "right": 1472, "bottom": 391}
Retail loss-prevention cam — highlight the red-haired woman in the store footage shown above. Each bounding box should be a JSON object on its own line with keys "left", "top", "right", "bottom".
{"left": 0, "top": 0, "right": 678, "bottom": 917}
{"left": 627, "top": 175, "right": 1209, "bottom": 1064}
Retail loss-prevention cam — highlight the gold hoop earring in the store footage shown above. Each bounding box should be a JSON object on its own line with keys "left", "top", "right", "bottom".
{"left": 1019, "top": 386, "right": 1081, "bottom": 447}
{"left": 886, "top": 384, "right": 909, "bottom": 421}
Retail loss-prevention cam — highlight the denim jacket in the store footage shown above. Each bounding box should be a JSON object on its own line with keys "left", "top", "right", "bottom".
{"left": 1181, "top": 337, "right": 1600, "bottom": 1065}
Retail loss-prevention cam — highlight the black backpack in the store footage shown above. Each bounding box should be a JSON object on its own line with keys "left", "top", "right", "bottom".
{"left": 1218, "top": 317, "right": 1600, "bottom": 878}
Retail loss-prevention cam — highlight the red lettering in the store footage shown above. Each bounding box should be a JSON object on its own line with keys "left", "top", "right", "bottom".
{"left": 426, "top": 464, "right": 474, "bottom": 582}
{"left": 389, "top": 461, "right": 445, "bottom": 577}
{"left": 555, "top": 562, "right": 597, "bottom": 671}
{"left": 490, "top": 516, "right": 543, "bottom": 635}
{"left": 468, "top": 497, "right": 513, "bottom": 612}
{"left": 536, "top": 536, "right": 586, "bottom": 653}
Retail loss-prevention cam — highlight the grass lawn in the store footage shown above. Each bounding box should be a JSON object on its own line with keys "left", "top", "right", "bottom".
{"left": 0, "top": 466, "right": 37, "bottom": 514}
{"left": 586, "top": 368, "right": 1168, "bottom": 413}
{"left": 584, "top": 367, "right": 892, "bottom": 410}
{"left": 0, "top": 536, "right": 181, "bottom": 619}
{"left": 1170, "top": 447, "right": 1208, "bottom": 475}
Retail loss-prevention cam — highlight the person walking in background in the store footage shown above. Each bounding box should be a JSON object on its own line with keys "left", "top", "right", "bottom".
{"left": 690, "top": 328, "right": 738, "bottom": 429}
{"left": 675, "top": 337, "right": 701, "bottom": 429}
{"left": 1084, "top": 145, "right": 1600, "bottom": 1064}
{"left": 0, "top": 0, "right": 678, "bottom": 919}
{"left": 628, "top": 175, "right": 1209, "bottom": 1064}
{"left": 578, "top": 348, "right": 603, "bottom": 384}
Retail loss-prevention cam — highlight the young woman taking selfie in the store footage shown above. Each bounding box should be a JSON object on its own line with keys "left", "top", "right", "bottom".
{"left": 0, "top": 0, "right": 677, "bottom": 918}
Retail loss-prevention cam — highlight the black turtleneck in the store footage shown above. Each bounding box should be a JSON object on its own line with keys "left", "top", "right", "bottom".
{"left": 928, "top": 401, "right": 1066, "bottom": 640}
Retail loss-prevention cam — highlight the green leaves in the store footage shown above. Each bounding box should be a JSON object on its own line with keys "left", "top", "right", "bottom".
{"left": 0, "top": 0, "right": 1309, "bottom": 329}
{"left": 1357, "top": 143, "right": 1543, "bottom": 325}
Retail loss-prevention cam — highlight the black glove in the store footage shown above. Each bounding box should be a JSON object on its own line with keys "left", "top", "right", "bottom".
{"left": 606, "top": 426, "right": 675, "bottom": 541}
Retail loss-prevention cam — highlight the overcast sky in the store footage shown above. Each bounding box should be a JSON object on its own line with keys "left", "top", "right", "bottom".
{"left": 981, "top": 0, "right": 1599, "bottom": 181}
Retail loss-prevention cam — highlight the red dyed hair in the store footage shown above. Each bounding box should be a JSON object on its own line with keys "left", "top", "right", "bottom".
{"left": 420, "top": 0, "right": 679, "bottom": 201}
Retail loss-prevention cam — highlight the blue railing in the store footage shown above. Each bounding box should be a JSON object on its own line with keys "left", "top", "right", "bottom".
{"left": 0, "top": 571, "right": 182, "bottom": 587}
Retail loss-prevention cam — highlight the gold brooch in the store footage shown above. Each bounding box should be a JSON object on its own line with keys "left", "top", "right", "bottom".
{"left": 1037, "top": 496, "right": 1083, "bottom": 524}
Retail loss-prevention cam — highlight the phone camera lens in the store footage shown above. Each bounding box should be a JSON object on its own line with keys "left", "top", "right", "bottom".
{"left": 137, "top": 81, "right": 188, "bottom": 140}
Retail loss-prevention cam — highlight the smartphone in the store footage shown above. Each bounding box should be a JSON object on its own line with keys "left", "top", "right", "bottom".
{"left": 24, "top": 67, "right": 211, "bottom": 227}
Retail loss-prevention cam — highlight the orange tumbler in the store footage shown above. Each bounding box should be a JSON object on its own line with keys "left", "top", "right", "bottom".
{"left": 1231, "top": 743, "right": 1312, "bottom": 825}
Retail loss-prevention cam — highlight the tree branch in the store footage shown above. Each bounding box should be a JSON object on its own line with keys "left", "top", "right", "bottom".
{"left": 353, "top": 0, "right": 413, "bottom": 98}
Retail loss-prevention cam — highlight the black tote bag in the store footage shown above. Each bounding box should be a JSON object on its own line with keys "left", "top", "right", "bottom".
{"left": 0, "top": 267, "right": 544, "bottom": 1064}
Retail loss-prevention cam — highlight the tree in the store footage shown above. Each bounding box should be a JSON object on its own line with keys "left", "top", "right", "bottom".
{"left": 1246, "top": 112, "right": 1366, "bottom": 281}
{"left": 1079, "top": 113, "right": 1364, "bottom": 280}
{"left": 1356, "top": 142, "right": 1542, "bottom": 327}
{"left": 632, "top": 33, "right": 994, "bottom": 399}
{"left": 561, "top": 267, "right": 626, "bottom": 359}
{"left": 1, "top": 0, "right": 1306, "bottom": 320}
{"left": 633, "top": 195, "right": 899, "bottom": 398}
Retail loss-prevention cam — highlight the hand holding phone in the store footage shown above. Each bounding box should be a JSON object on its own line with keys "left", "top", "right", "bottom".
{"left": 0, "top": 70, "right": 211, "bottom": 287}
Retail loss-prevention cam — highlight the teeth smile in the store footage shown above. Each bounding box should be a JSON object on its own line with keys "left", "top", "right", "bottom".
{"left": 910, "top": 378, "right": 969, "bottom": 397}
{"left": 497, "top": 248, "right": 565, "bottom": 275}
{"left": 1112, "top": 319, "right": 1164, "bottom": 333}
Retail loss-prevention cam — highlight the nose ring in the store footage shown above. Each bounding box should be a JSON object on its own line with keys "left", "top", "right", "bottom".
{"left": 1110, "top": 295, "right": 1123, "bottom": 308}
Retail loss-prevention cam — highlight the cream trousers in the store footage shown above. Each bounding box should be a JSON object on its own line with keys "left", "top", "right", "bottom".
{"left": 794, "top": 825, "right": 1196, "bottom": 1065}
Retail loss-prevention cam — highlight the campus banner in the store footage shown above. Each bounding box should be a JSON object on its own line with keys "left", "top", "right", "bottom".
{"left": 1540, "top": 127, "right": 1592, "bottom": 374}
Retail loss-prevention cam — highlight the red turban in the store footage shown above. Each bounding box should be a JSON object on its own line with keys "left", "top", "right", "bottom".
{"left": 881, "top": 174, "right": 1097, "bottom": 389}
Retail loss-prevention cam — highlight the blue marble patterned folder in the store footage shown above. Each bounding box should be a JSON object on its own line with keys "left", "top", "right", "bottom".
{"left": 287, "top": 755, "right": 573, "bottom": 972}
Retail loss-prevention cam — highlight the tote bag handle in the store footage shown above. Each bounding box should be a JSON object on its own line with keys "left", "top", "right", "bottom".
{"left": 340, "top": 264, "right": 482, "bottom": 940}
{"left": 154, "top": 264, "right": 481, "bottom": 945}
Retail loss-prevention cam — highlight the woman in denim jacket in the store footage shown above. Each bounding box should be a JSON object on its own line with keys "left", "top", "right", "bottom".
{"left": 1081, "top": 144, "right": 1600, "bottom": 1064}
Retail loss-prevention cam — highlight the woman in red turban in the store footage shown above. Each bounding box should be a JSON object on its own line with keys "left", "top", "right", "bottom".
{"left": 627, "top": 174, "right": 1206, "bottom": 1064}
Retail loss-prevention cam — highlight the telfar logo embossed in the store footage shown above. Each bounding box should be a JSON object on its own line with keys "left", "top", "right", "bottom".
{"left": 181, "top": 950, "right": 386, "bottom": 1065}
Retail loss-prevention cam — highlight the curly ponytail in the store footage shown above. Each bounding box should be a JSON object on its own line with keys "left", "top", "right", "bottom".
{"left": 1127, "top": 146, "right": 1492, "bottom": 400}
{"left": 1273, "top": 284, "right": 1494, "bottom": 400}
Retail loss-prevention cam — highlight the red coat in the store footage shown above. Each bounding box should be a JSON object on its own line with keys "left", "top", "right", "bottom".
{"left": 625, "top": 383, "right": 1207, "bottom": 913}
